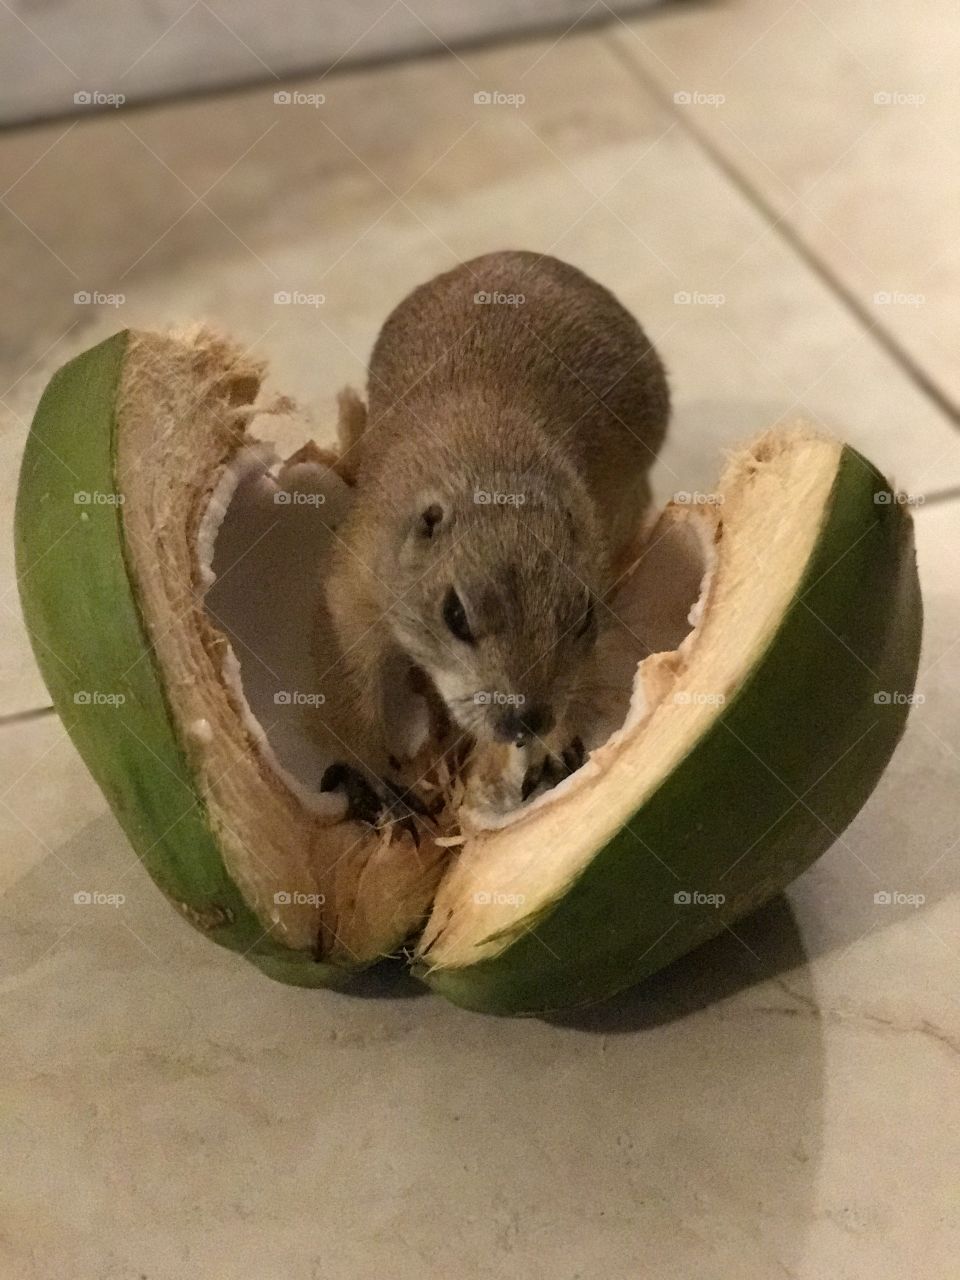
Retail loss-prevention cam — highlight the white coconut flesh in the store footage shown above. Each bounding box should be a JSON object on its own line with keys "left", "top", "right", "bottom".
{"left": 116, "top": 330, "right": 840, "bottom": 971}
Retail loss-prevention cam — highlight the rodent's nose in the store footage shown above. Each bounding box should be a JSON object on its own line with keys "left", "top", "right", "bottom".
{"left": 493, "top": 702, "right": 555, "bottom": 745}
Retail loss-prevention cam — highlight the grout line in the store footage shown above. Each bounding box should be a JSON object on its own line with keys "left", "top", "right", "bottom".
{"left": 919, "top": 486, "right": 960, "bottom": 508}
{"left": 0, "top": 1, "right": 665, "bottom": 135}
{"left": 602, "top": 30, "right": 960, "bottom": 434}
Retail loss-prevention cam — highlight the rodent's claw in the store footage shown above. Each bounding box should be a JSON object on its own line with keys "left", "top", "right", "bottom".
{"left": 521, "top": 736, "right": 587, "bottom": 803}
{"left": 319, "top": 762, "right": 436, "bottom": 845}
{"left": 521, "top": 761, "right": 544, "bottom": 802}
{"left": 562, "top": 735, "right": 586, "bottom": 774}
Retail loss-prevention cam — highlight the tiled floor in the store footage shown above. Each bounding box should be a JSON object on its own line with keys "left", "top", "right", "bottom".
{"left": 612, "top": 0, "right": 960, "bottom": 411}
{"left": 1, "top": 4, "right": 958, "bottom": 1277}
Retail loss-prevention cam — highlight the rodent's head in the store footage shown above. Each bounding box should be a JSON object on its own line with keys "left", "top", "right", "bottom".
{"left": 384, "top": 476, "right": 606, "bottom": 749}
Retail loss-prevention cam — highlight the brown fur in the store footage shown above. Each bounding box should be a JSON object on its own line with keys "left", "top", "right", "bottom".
{"left": 325, "top": 250, "right": 669, "bottom": 768}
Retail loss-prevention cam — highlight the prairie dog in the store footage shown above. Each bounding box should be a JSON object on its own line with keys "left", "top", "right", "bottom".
{"left": 325, "top": 250, "right": 668, "bottom": 796}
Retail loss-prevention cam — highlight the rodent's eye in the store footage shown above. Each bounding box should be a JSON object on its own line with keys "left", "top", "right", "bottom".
{"left": 575, "top": 596, "right": 595, "bottom": 639}
{"left": 442, "top": 588, "right": 475, "bottom": 645}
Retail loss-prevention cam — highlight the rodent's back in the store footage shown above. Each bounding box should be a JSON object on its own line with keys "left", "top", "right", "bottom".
{"left": 363, "top": 252, "right": 670, "bottom": 547}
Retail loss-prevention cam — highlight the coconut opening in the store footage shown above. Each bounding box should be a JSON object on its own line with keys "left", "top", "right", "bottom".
{"left": 199, "top": 433, "right": 715, "bottom": 833}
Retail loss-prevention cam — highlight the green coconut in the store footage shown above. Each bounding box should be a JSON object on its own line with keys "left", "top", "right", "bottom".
{"left": 14, "top": 327, "right": 922, "bottom": 1014}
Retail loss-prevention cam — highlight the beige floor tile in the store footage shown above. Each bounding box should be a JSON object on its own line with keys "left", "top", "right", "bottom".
{"left": 773, "top": 496, "right": 960, "bottom": 1277}
{"left": 0, "top": 496, "right": 957, "bottom": 1276}
{"left": 3, "top": 26, "right": 959, "bottom": 728}
{"left": 0, "top": 710, "right": 107, "bottom": 892}
{"left": 610, "top": 0, "right": 960, "bottom": 412}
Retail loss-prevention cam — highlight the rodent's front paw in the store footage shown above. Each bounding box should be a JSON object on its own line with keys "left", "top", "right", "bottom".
{"left": 560, "top": 735, "right": 586, "bottom": 774}
{"left": 319, "top": 762, "right": 439, "bottom": 845}
{"left": 521, "top": 735, "right": 585, "bottom": 801}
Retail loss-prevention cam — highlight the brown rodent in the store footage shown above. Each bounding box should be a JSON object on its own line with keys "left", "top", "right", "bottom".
{"left": 324, "top": 250, "right": 668, "bottom": 811}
